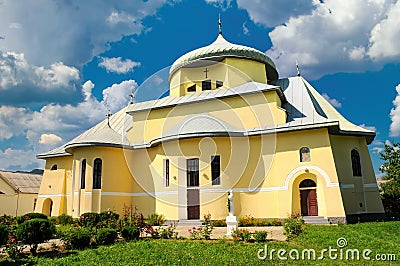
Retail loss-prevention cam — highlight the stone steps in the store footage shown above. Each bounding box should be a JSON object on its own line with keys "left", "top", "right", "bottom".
{"left": 177, "top": 219, "right": 203, "bottom": 227}
{"left": 302, "top": 216, "right": 331, "bottom": 225}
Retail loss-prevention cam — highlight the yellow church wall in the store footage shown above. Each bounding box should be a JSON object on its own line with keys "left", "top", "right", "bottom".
{"left": 128, "top": 128, "right": 346, "bottom": 220}
{"left": 128, "top": 90, "right": 286, "bottom": 145}
{"left": 329, "top": 135, "right": 384, "bottom": 215}
{"left": 169, "top": 58, "right": 267, "bottom": 97}
{"left": 68, "top": 146, "right": 139, "bottom": 217}
{"left": 36, "top": 156, "right": 71, "bottom": 216}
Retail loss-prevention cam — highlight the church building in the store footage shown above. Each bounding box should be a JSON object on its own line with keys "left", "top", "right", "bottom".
{"left": 36, "top": 30, "right": 384, "bottom": 224}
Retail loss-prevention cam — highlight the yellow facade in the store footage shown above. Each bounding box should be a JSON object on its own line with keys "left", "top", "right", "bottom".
{"left": 36, "top": 33, "right": 384, "bottom": 223}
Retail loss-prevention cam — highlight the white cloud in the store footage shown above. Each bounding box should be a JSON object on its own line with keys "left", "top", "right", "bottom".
{"left": 205, "top": 0, "right": 232, "bottom": 10}
{"left": 0, "top": 148, "right": 40, "bottom": 171}
{"left": 102, "top": 80, "right": 138, "bottom": 113}
{"left": 39, "top": 134, "right": 62, "bottom": 145}
{"left": 322, "top": 93, "right": 342, "bottom": 108}
{"left": 0, "top": 51, "right": 79, "bottom": 91}
{"left": 389, "top": 84, "right": 400, "bottom": 137}
{"left": 368, "top": 1, "right": 400, "bottom": 61}
{"left": 242, "top": 22, "right": 249, "bottom": 35}
{"left": 98, "top": 57, "right": 141, "bottom": 74}
{"left": 0, "top": 0, "right": 169, "bottom": 67}
{"left": 237, "top": 0, "right": 314, "bottom": 27}
{"left": 262, "top": 0, "right": 397, "bottom": 78}
{"left": 0, "top": 106, "right": 29, "bottom": 141}
{"left": 359, "top": 124, "right": 377, "bottom": 132}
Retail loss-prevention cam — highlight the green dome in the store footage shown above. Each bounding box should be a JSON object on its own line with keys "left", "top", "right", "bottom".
{"left": 169, "top": 34, "right": 278, "bottom": 80}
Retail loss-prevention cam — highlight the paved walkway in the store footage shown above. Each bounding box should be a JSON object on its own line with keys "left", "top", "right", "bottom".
{"left": 175, "top": 226, "right": 286, "bottom": 241}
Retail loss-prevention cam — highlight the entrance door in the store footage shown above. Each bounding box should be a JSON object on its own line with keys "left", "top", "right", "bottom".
{"left": 187, "top": 158, "right": 200, "bottom": 219}
{"left": 299, "top": 179, "right": 318, "bottom": 216}
{"left": 300, "top": 189, "right": 318, "bottom": 216}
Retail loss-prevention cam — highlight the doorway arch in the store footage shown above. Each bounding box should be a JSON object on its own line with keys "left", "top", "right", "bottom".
{"left": 42, "top": 198, "right": 53, "bottom": 216}
{"left": 299, "top": 179, "right": 318, "bottom": 216}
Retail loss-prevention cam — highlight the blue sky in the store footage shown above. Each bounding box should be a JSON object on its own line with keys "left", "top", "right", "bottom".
{"left": 0, "top": 0, "right": 399, "bottom": 175}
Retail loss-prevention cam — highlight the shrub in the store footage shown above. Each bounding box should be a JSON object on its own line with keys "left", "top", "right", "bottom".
{"left": 270, "top": 219, "right": 282, "bottom": 226}
{"left": 146, "top": 213, "right": 165, "bottom": 226}
{"left": 0, "top": 224, "right": 9, "bottom": 245}
{"left": 159, "top": 224, "right": 177, "bottom": 239}
{"left": 238, "top": 215, "right": 261, "bottom": 227}
{"left": 232, "top": 229, "right": 251, "bottom": 242}
{"left": 283, "top": 216, "right": 304, "bottom": 239}
{"left": 78, "top": 212, "right": 100, "bottom": 228}
{"left": 254, "top": 231, "right": 268, "bottom": 242}
{"left": 211, "top": 220, "right": 226, "bottom": 227}
{"left": 57, "top": 214, "right": 74, "bottom": 225}
{"left": 5, "top": 236, "right": 23, "bottom": 261}
{"left": 16, "top": 212, "right": 47, "bottom": 224}
{"left": 188, "top": 226, "right": 202, "bottom": 240}
{"left": 201, "top": 213, "right": 213, "bottom": 240}
{"left": 62, "top": 227, "right": 92, "bottom": 249}
{"left": 16, "top": 218, "right": 56, "bottom": 255}
{"left": 96, "top": 228, "right": 118, "bottom": 245}
{"left": 121, "top": 225, "right": 140, "bottom": 241}
{"left": 99, "top": 209, "right": 119, "bottom": 228}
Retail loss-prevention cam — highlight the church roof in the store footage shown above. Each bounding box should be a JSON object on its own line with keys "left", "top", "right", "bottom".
{"left": 37, "top": 76, "right": 375, "bottom": 158}
{"left": 0, "top": 171, "right": 42, "bottom": 194}
{"left": 169, "top": 34, "right": 278, "bottom": 80}
{"left": 37, "top": 107, "right": 128, "bottom": 159}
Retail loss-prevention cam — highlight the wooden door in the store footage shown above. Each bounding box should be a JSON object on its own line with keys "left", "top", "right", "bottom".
{"left": 187, "top": 189, "right": 200, "bottom": 219}
{"left": 187, "top": 159, "right": 200, "bottom": 219}
{"left": 307, "top": 189, "right": 318, "bottom": 216}
{"left": 300, "top": 189, "right": 318, "bottom": 216}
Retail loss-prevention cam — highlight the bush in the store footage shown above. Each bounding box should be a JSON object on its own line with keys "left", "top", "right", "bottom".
{"left": 232, "top": 229, "right": 252, "bottom": 242}
{"left": 159, "top": 224, "right": 177, "bottom": 239}
{"left": 99, "top": 210, "right": 119, "bottom": 228}
{"left": 57, "top": 214, "right": 74, "bottom": 225}
{"left": 211, "top": 220, "right": 226, "bottom": 227}
{"left": 238, "top": 215, "right": 261, "bottom": 227}
{"left": 146, "top": 213, "right": 165, "bottom": 226}
{"left": 0, "top": 224, "right": 9, "bottom": 245}
{"left": 16, "top": 218, "right": 55, "bottom": 255}
{"left": 121, "top": 225, "right": 140, "bottom": 241}
{"left": 16, "top": 212, "right": 48, "bottom": 224}
{"left": 254, "top": 231, "right": 268, "bottom": 242}
{"left": 96, "top": 228, "right": 118, "bottom": 245}
{"left": 79, "top": 212, "right": 100, "bottom": 228}
{"left": 62, "top": 227, "right": 92, "bottom": 249}
{"left": 283, "top": 216, "right": 304, "bottom": 239}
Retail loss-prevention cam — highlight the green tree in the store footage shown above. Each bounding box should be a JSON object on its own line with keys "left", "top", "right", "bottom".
{"left": 379, "top": 141, "right": 400, "bottom": 213}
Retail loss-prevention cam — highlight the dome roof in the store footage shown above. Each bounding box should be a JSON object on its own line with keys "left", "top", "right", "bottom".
{"left": 169, "top": 34, "right": 278, "bottom": 80}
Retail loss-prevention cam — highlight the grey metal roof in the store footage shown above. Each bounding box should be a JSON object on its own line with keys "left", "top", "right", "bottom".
{"left": 37, "top": 107, "right": 128, "bottom": 159}
{"left": 0, "top": 171, "right": 42, "bottom": 194}
{"left": 127, "top": 82, "right": 285, "bottom": 114}
{"left": 37, "top": 76, "right": 375, "bottom": 158}
{"left": 169, "top": 34, "right": 278, "bottom": 80}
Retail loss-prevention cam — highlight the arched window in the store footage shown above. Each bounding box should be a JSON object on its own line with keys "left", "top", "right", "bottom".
{"left": 50, "top": 164, "right": 58, "bottom": 170}
{"left": 299, "top": 179, "right": 316, "bottom": 188}
{"left": 300, "top": 147, "right": 311, "bottom": 162}
{"left": 93, "top": 158, "right": 102, "bottom": 189}
{"left": 351, "top": 149, "right": 362, "bottom": 176}
{"left": 81, "top": 159, "right": 86, "bottom": 189}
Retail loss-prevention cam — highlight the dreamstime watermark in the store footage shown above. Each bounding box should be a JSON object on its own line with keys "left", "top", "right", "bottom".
{"left": 257, "top": 237, "right": 397, "bottom": 261}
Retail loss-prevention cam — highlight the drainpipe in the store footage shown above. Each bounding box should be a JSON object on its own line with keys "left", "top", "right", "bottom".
{"left": 15, "top": 188, "right": 20, "bottom": 217}
{"left": 71, "top": 158, "right": 76, "bottom": 217}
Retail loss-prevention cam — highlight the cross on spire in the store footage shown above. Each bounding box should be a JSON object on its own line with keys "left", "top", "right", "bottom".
{"left": 106, "top": 109, "right": 112, "bottom": 127}
{"left": 129, "top": 92, "right": 135, "bottom": 104}
{"left": 296, "top": 60, "right": 301, "bottom": 77}
{"left": 204, "top": 68, "right": 209, "bottom": 79}
{"left": 218, "top": 13, "right": 222, "bottom": 35}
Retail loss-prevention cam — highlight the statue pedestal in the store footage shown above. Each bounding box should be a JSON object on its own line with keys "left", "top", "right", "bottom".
{"left": 226, "top": 215, "right": 238, "bottom": 236}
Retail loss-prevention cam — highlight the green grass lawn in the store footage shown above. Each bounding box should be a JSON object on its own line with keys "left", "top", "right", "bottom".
{"left": 1, "top": 221, "right": 399, "bottom": 265}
